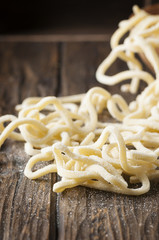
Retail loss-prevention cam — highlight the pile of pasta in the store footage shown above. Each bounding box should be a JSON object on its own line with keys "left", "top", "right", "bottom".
{"left": 1, "top": 80, "right": 159, "bottom": 195}
{"left": 1, "top": 5, "right": 159, "bottom": 195}
{"left": 96, "top": 5, "right": 159, "bottom": 93}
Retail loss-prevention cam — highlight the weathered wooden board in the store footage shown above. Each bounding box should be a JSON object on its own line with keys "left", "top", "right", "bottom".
{"left": 0, "top": 42, "right": 59, "bottom": 240}
{"left": 0, "top": 41, "right": 159, "bottom": 240}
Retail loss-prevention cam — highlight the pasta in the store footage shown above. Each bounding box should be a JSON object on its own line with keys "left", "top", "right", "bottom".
{"left": 1, "top": 80, "right": 159, "bottom": 195}
{"left": 96, "top": 5, "right": 159, "bottom": 93}
{"left": 1, "top": 5, "right": 159, "bottom": 196}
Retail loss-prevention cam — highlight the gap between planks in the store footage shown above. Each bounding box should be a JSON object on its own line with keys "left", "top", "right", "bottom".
{"left": 49, "top": 42, "right": 63, "bottom": 240}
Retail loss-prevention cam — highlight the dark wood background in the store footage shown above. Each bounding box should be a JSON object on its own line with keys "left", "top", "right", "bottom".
{"left": 0, "top": 39, "right": 159, "bottom": 240}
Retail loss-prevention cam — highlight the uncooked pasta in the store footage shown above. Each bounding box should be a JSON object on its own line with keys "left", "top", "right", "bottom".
{"left": 1, "top": 80, "right": 159, "bottom": 195}
{"left": 1, "top": 5, "right": 159, "bottom": 195}
{"left": 96, "top": 5, "right": 159, "bottom": 94}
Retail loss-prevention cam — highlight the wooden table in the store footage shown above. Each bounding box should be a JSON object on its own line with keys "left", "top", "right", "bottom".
{"left": 0, "top": 35, "right": 159, "bottom": 240}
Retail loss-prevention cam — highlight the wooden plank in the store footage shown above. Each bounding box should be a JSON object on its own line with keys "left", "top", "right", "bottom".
{"left": 0, "top": 42, "right": 59, "bottom": 240}
{"left": 0, "top": 34, "right": 110, "bottom": 43}
{"left": 57, "top": 41, "right": 159, "bottom": 240}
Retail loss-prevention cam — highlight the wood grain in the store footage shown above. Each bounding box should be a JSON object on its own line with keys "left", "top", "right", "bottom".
{"left": 0, "top": 42, "right": 59, "bottom": 240}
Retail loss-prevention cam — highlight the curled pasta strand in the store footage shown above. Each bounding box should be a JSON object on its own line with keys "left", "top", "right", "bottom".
{"left": 24, "top": 152, "right": 56, "bottom": 179}
{"left": 111, "top": 6, "right": 147, "bottom": 48}
{"left": 0, "top": 118, "right": 48, "bottom": 148}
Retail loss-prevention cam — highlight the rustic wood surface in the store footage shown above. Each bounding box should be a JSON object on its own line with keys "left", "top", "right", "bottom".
{"left": 0, "top": 40, "right": 159, "bottom": 240}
